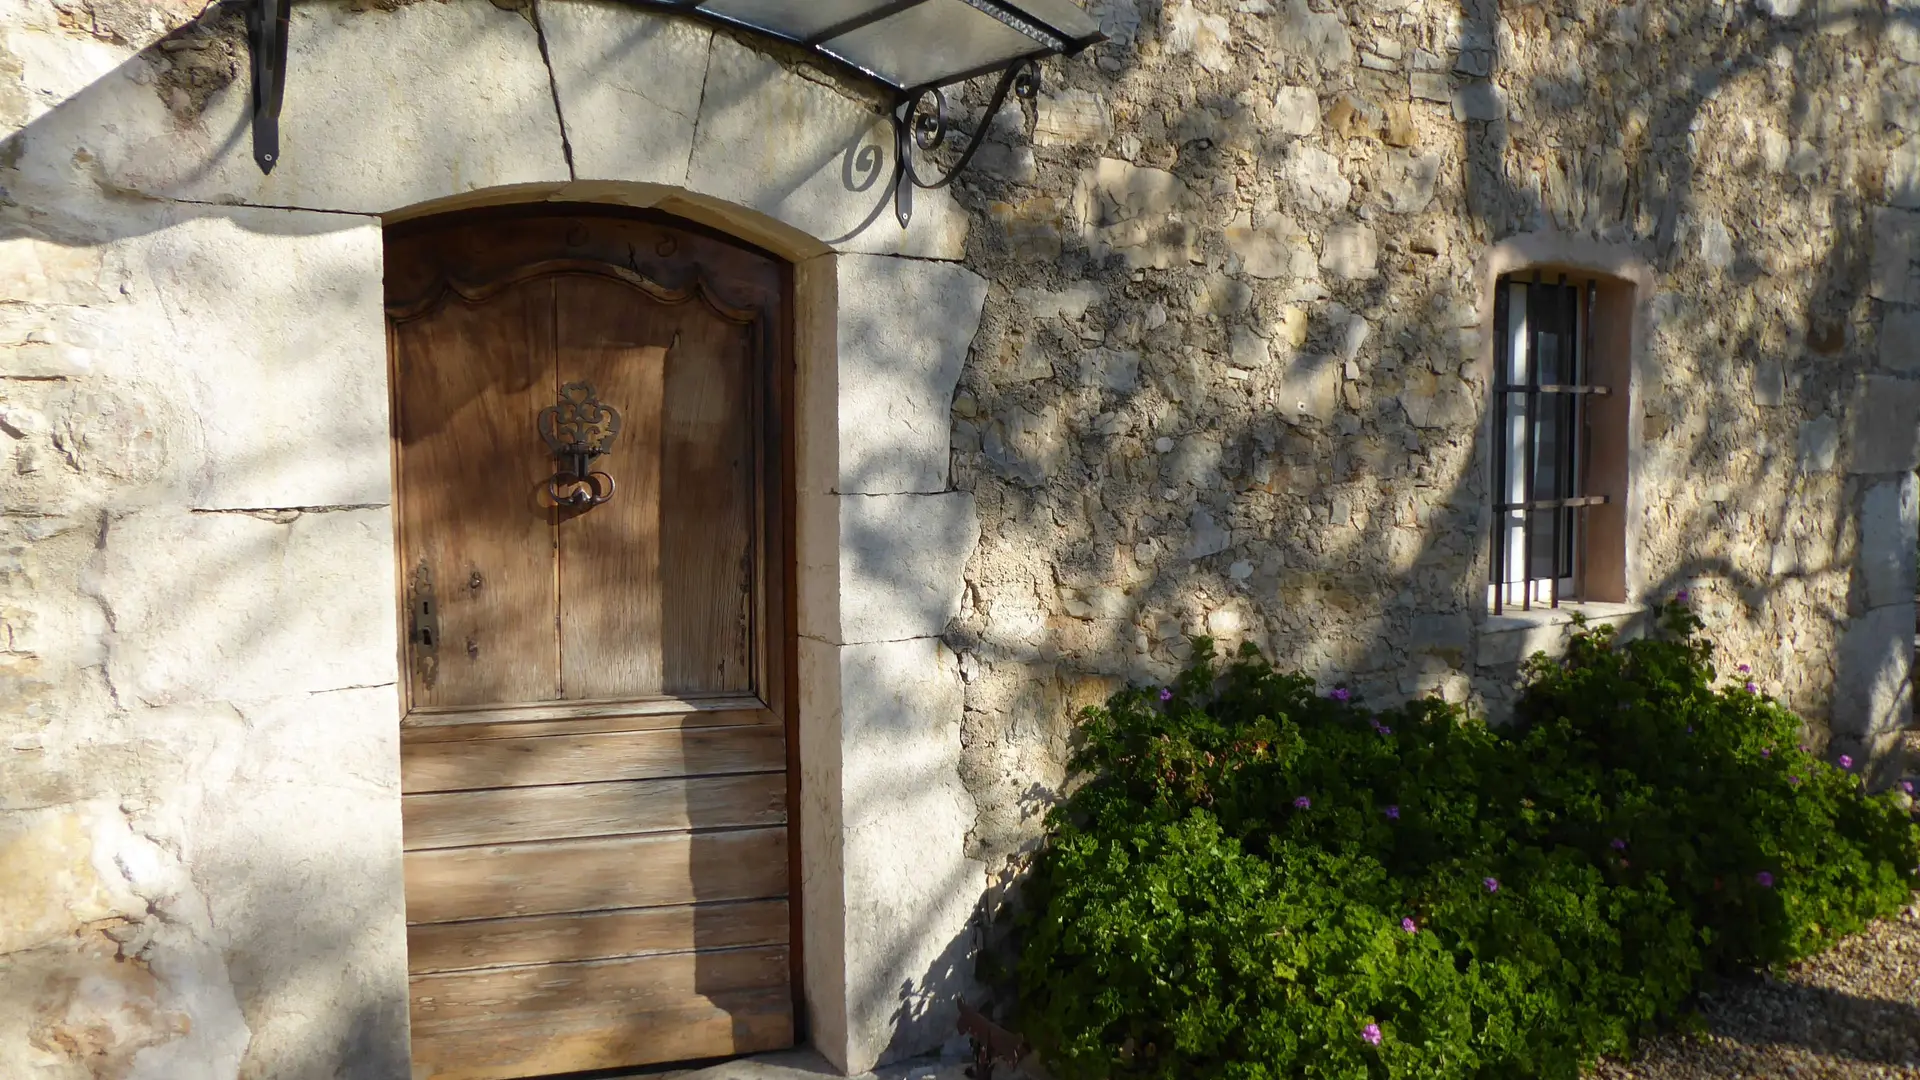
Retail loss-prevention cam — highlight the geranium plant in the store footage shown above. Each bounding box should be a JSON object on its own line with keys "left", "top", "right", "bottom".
{"left": 1015, "top": 601, "right": 1919, "bottom": 1080}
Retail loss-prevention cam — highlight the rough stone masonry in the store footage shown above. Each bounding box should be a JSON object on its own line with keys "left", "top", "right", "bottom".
{"left": 938, "top": 0, "right": 1917, "bottom": 929}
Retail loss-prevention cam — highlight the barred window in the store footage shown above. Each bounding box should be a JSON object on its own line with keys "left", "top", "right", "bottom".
{"left": 1490, "top": 272, "right": 1612, "bottom": 613}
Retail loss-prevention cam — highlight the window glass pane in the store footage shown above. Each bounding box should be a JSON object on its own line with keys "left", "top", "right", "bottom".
{"left": 1527, "top": 510, "right": 1554, "bottom": 580}
{"left": 1536, "top": 331, "right": 1562, "bottom": 384}
{"left": 698, "top": 0, "right": 898, "bottom": 41}
{"left": 1010, "top": 0, "right": 1101, "bottom": 39}
{"left": 821, "top": 0, "right": 1042, "bottom": 88}
{"left": 1531, "top": 404, "right": 1566, "bottom": 498}
{"left": 1504, "top": 281, "right": 1527, "bottom": 385}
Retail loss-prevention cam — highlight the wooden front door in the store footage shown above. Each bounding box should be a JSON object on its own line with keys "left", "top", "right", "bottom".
{"left": 384, "top": 207, "right": 795, "bottom": 1080}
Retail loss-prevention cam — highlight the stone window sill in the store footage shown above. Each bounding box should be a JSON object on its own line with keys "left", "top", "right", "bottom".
{"left": 1479, "top": 601, "right": 1646, "bottom": 667}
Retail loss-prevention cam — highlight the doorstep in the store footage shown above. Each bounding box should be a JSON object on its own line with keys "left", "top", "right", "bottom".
{"left": 600, "top": 1048, "right": 975, "bottom": 1080}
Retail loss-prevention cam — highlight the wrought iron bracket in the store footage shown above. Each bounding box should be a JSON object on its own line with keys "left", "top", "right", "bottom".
{"left": 539, "top": 382, "right": 623, "bottom": 509}
{"left": 892, "top": 58, "right": 1040, "bottom": 228}
{"left": 243, "top": 0, "right": 290, "bottom": 174}
{"left": 238, "top": 2, "right": 1106, "bottom": 187}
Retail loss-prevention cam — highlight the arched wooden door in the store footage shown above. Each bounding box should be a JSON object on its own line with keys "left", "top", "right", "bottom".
{"left": 384, "top": 206, "right": 796, "bottom": 1080}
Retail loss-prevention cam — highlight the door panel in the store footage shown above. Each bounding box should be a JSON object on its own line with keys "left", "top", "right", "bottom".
{"left": 385, "top": 207, "right": 794, "bottom": 1080}
{"left": 555, "top": 275, "right": 668, "bottom": 699}
{"left": 657, "top": 308, "right": 760, "bottom": 696}
{"left": 393, "top": 283, "right": 559, "bottom": 708}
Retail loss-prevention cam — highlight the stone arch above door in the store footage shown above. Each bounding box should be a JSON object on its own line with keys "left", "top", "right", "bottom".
{"left": 0, "top": 1, "right": 990, "bottom": 1076}
{"left": 38, "top": 0, "right": 969, "bottom": 261}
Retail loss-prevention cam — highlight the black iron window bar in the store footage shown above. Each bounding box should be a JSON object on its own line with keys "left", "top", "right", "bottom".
{"left": 237, "top": 0, "right": 1105, "bottom": 226}
{"left": 1490, "top": 272, "right": 1609, "bottom": 615}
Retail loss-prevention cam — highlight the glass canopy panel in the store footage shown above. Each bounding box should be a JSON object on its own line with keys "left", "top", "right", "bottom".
{"left": 695, "top": 0, "right": 901, "bottom": 41}
{"left": 821, "top": 0, "right": 1043, "bottom": 89}
{"left": 1005, "top": 0, "right": 1101, "bottom": 40}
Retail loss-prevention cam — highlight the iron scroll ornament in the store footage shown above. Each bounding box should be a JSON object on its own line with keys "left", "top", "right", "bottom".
{"left": 892, "top": 59, "right": 1041, "bottom": 228}
{"left": 539, "top": 383, "right": 623, "bottom": 508}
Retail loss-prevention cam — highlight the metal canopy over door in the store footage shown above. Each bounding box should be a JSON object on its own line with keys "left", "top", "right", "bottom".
{"left": 384, "top": 206, "right": 796, "bottom": 1080}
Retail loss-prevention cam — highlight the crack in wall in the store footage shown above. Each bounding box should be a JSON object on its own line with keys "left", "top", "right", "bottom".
{"left": 681, "top": 30, "right": 717, "bottom": 189}
{"left": 87, "top": 508, "right": 124, "bottom": 712}
{"left": 529, "top": 0, "right": 576, "bottom": 181}
{"left": 161, "top": 195, "right": 373, "bottom": 220}
{"left": 308, "top": 681, "right": 396, "bottom": 696}
{"left": 188, "top": 504, "right": 389, "bottom": 522}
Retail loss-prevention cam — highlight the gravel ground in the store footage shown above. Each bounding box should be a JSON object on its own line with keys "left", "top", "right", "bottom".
{"left": 1587, "top": 903, "right": 1920, "bottom": 1079}
{"left": 1589, "top": 731, "right": 1920, "bottom": 1080}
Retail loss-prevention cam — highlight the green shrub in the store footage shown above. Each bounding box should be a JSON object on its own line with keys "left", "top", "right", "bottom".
{"left": 1016, "top": 601, "right": 1920, "bottom": 1080}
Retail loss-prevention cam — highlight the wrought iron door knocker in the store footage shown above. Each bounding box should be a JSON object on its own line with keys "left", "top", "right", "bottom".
{"left": 539, "top": 382, "right": 621, "bottom": 508}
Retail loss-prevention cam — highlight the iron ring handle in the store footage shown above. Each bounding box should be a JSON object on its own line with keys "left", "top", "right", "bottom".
{"left": 547, "top": 469, "right": 616, "bottom": 508}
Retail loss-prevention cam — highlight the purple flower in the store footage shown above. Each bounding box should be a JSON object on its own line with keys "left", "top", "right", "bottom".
{"left": 1745, "top": 682, "right": 1758, "bottom": 693}
{"left": 1610, "top": 838, "right": 1627, "bottom": 850}
{"left": 1385, "top": 805, "right": 1401, "bottom": 820}
{"left": 1401, "top": 918, "right": 1418, "bottom": 933}
{"left": 1676, "top": 589, "right": 1690, "bottom": 602}
{"left": 1379, "top": 723, "right": 1393, "bottom": 735}
{"left": 1789, "top": 774, "right": 1802, "bottom": 786}
{"left": 1755, "top": 871, "right": 1774, "bottom": 888}
{"left": 1361, "top": 1023, "right": 1382, "bottom": 1046}
{"left": 1839, "top": 755, "right": 1854, "bottom": 770}
{"left": 1483, "top": 877, "right": 1500, "bottom": 893}
{"left": 1738, "top": 663, "right": 1751, "bottom": 674}
{"left": 1761, "top": 748, "right": 1771, "bottom": 758}
{"left": 1330, "top": 687, "right": 1351, "bottom": 702}
{"left": 1686, "top": 725, "right": 1694, "bottom": 733}
{"left": 1294, "top": 796, "right": 1311, "bottom": 809}
{"left": 1799, "top": 744, "right": 1811, "bottom": 753}
{"left": 1159, "top": 688, "right": 1173, "bottom": 702}
{"left": 1902, "top": 781, "right": 1914, "bottom": 795}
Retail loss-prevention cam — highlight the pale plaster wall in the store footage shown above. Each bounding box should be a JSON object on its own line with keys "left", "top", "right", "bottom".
{"left": 0, "top": 0, "right": 986, "bottom": 1076}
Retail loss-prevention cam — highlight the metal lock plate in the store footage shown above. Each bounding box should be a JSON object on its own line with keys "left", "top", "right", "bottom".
{"left": 410, "top": 564, "right": 440, "bottom": 690}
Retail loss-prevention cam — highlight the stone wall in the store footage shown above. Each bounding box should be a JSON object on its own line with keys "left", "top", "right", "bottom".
{"left": 0, "top": 0, "right": 988, "bottom": 1075}
{"left": 936, "top": 0, "right": 1918, "bottom": 894}
{"left": 0, "top": 0, "right": 1915, "bottom": 1075}
{"left": 0, "top": 199, "right": 410, "bottom": 1078}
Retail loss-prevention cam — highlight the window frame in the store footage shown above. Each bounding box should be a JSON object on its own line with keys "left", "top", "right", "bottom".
{"left": 1488, "top": 271, "right": 1612, "bottom": 614}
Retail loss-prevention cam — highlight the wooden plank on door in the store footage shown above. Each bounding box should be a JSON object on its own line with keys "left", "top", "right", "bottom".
{"left": 556, "top": 274, "right": 668, "bottom": 700}
{"left": 658, "top": 310, "right": 759, "bottom": 696}
{"left": 402, "top": 772, "right": 788, "bottom": 850}
{"left": 408, "top": 947, "right": 793, "bottom": 1080}
{"left": 392, "top": 279, "right": 559, "bottom": 709}
{"left": 400, "top": 724, "right": 785, "bottom": 793}
{"left": 403, "top": 827, "right": 788, "bottom": 924}
{"left": 406, "top": 899, "right": 789, "bottom": 973}
{"left": 399, "top": 700, "right": 771, "bottom": 743}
